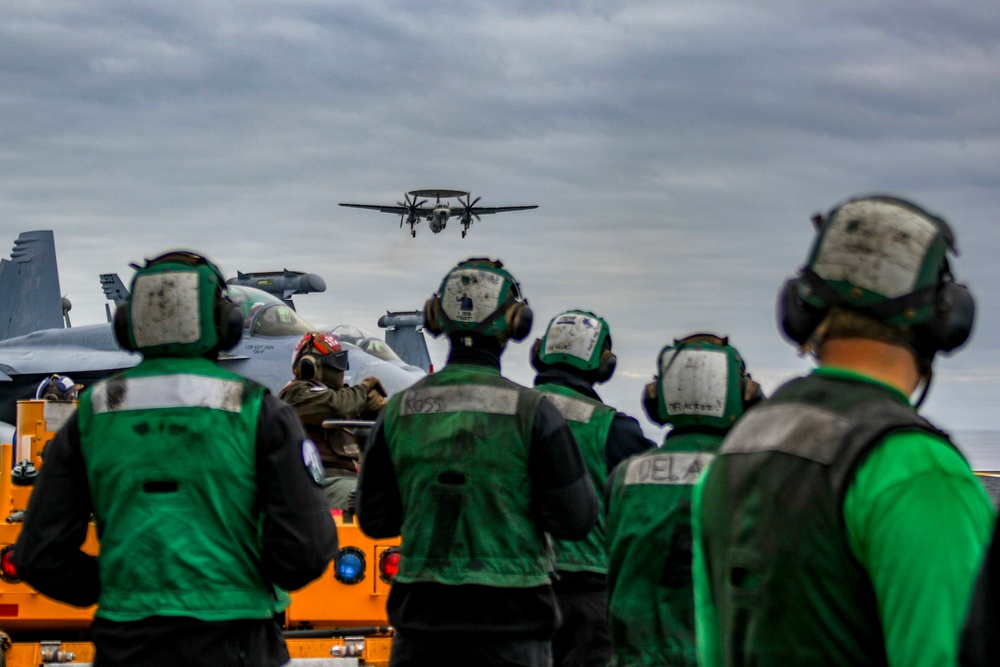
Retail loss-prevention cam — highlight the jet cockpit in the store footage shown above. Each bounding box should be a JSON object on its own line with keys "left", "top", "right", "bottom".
{"left": 227, "top": 285, "right": 314, "bottom": 338}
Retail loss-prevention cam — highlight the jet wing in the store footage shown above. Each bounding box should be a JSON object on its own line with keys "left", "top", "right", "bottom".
{"left": 451, "top": 205, "right": 538, "bottom": 215}
{"left": 338, "top": 203, "right": 432, "bottom": 216}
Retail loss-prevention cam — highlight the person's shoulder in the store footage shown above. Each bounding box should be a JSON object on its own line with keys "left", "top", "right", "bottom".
{"left": 861, "top": 428, "right": 976, "bottom": 489}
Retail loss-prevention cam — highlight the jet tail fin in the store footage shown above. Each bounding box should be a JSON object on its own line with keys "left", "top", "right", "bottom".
{"left": 0, "top": 231, "right": 65, "bottom": 340}
{"left": 378, "top": 310, "right": 432, "bottom": 373}
{"left": 100, "top": 273, "right": 130, "bottom": 307}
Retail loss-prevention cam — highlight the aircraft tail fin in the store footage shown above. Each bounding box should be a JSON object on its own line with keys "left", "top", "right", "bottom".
{"left": 0, "top": 231, "right": 65, "bottom": 340}
{"left": 378, "top": 310, "right": 432, "bottom": 373}
{"left": 100, "top": 273, "right": 130, "bottom": 307}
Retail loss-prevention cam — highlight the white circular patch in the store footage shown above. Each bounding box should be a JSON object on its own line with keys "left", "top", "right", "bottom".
{"left": 301, "top": 439, "right": 325, "bottom": 487}
{"left": 440, "top": 268, "right": 504, "bottom": 324}
{"left": 544, "top": 313, "right": 603, "bottom": 363}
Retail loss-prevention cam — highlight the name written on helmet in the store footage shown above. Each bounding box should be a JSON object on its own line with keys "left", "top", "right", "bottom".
{"left": 660, "top": 349, "right": 728, "bottom": 419}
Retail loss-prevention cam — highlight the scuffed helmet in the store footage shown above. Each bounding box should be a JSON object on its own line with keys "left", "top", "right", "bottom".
{"left": 642, "top": 334, "right": 762, "bottom": 430}
{"left": 531, "top": 310, "right": 616, "bottom": 383}
{"left": 293, "top": 332, "right": 350, "bottom": 380}
{"left": 35, "top": 374, "right": 80, "bottom": 402}
{"left": 423, "top": 258, "right": 533, "bottom": 342}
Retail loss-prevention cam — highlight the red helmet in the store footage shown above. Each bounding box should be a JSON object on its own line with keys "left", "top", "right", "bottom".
{"left": 292, "top": 332, "right": 350, "bottom": 379}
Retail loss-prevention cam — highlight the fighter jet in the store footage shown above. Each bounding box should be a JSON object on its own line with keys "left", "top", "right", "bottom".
{"left": 0, "top": 231, "right": 428, "bottom": 440}
{"left": 339, "top": 189, "right": 538, "bottom": 238}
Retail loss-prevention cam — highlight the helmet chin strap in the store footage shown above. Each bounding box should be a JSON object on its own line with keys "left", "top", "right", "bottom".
{"left": 912, "top": 366, "right": 933, "bottom": 409}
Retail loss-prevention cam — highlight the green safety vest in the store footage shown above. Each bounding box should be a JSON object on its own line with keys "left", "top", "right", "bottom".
{"left": 700, "top": 373, "right": 952, "bottom": 666}
{"left": 77, "top": 356, "right": 286, "bottom": 622}
{"left": 606, "top": 431, "right": 720, "bottom": 667}
{"left": 383, "top": 363, "right": 551, "bottom": 587}
{"left": 536, "top": 383, "right": 615, "bottom": 575}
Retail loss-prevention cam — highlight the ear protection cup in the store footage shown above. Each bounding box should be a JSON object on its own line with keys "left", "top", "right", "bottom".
{"left": 215, "top": 297, "right": 244, "bottom": 352}
{"left": 642, "top": 381, "right": 664, "bottom": 425}
{"left": 778, "top": 276, "right": 826, "bottom": 346}
{"left": 297, "top": 355, "right": 318, "bottom": 380}
{"left": 529, "top": 338, "right": 545, "bottom": 372}
{"left": 912, "top": 281, "right": 975, "bottom": 354}
{"left": 595, "top": 347, "right": 617, "bottom": 384}
{"left": 113, "top": 303, "right": 136, "bottom": 352}
{"left": 423, "top": 295, "right": 443, "bottom": 337}
{"left": 506, "top": 302, "right": 533, "bottom": 341}
{"left": 742, "top": 375, "right": 765, "bottom": 410}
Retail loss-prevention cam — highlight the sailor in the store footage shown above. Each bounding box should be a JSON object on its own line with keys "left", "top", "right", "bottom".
{"left": 14, "top": 251, "right": 338, "bottom": 667}
{"left": 530, "top": 309, "right": 655, "bottom": 667}
{"left": 606, "top": 334, "right": 761, "bottom": 667}
{"left": 693, "top": 195, "right": 993, "bottom": 666}
{"left": 279, "top": 331, "right": 386, "bottom": 509}
{"left": 357, "top": 257, "right": 598, "bottom": 667}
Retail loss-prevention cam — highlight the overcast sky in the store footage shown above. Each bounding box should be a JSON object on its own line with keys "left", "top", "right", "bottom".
{"left": 2, "top": 1, "right": 999, "bottom": 439}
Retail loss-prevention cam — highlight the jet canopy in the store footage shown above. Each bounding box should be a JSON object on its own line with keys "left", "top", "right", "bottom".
{"left": 328, "top": 324, "right": 403, "bottom": 363}
{"left": 227, "top": 285, "right": 315, "bottom": 338}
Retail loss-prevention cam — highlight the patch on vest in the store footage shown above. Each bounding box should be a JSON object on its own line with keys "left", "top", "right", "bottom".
{"left": 623, "top": 452, "right": 715, "bottom": 486}
{"left": 399, "top": 384, "right": 519, "bottom": 416}
{"left": 302, "top": 439, "right": 325, "bottom": 487}
{"left": 130, "top": 271, "right": 202, "bottom": 348}
{"left": 813, "top": 199, "right": 938, "bottom": 298}
{"left": 440, "top": 268, "right": 504, "bottom": 324}
{"left": 543, "top": 392, "right": 596, "bottom": 423}
{"left": 660, "top": 348, "right": 728, "bottom": 419}
{"left": 544, "top": 313, "right": 603, "bottom": 364}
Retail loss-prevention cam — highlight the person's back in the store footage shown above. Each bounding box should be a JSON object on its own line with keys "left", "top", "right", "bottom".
{"left": 530, "top": 309, "right": 654, "bottom": 667}
{"left": 693, "top": 195, "right": 993, "bottom": 667}
{"left": 606, "top": 334, "right": 760, "bottom": 667}
{"left": 357, "top": 257, "right": 598, "bottom": 667}
{"left": 14, "top": 251, "right": 338, "bottom": 667}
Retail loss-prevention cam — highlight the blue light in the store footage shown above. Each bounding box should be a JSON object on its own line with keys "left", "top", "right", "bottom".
{"left": 335, "top": 547, "right": 366, "bottom": 584}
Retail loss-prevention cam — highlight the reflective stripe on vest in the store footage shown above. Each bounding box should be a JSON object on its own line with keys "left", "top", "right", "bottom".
{"left": 543, "top": 392, "right": 597, "bottom": 423}
{"left": 90, "top": 374, "right": 245, "bottom": 414}
{"left": 399, "top": 384, "right": 519, "bottom": 416}
{"left": 622, "top": 451, "right": 715, "bottom": 486}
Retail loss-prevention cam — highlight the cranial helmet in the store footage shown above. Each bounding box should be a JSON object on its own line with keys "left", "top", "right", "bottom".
{"left": 778, "top": 195, "right": 975, "bottom": 358}
{"left": 642, "top": 333, "right": 763, "bottom": 430}
{"left": 531, "top": 310, "right": 616, "bottom": 383}
{"left": 423, "top": 257, "right": 533, "bottom": 342}
{"left": 113, "top": 251, "right": 244, "bottom": 357}
{"left": 292, "top": 332, "right": 350, "bottom": 380}
{"left": 35, "top": 374, "right": 80, "bottom": 402}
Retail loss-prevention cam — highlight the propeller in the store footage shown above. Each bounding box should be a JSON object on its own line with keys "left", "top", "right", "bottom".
{"left": 460, "top": 194, "right": 482, "bottom": 226}
{"left": 397, "top": 193, "right": 427, "bottom": 229}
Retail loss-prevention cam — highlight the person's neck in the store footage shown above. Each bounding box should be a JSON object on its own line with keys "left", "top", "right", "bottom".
{"left": 819, "top": 337, "right": 920, "bottom": 396}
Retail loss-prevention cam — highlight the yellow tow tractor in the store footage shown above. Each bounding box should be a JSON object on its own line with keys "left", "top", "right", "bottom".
{"left": 0, "top": 399, "right": 399, "bottom": 666}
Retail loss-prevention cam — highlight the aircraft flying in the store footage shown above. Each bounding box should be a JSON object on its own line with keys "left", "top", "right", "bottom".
{"left": 339, "top": 189, "right": 538, "bottom": 238}
{"left": 0, "top": 231, "right": 429, "bottom": 439}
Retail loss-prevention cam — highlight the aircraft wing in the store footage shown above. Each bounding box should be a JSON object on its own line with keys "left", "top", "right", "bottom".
{"left": 338, "top": 203, "right": 432, "bottom": 216}
{"left": 452, "top": 205, "right": 538, "bottom": 215}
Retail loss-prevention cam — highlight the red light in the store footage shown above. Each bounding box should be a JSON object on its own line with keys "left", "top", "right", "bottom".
{"left": 379, "top": 548, "right": 400, "bottom": 583}
{"left": 0, "top": 546, "right": 19, "bottom": 583}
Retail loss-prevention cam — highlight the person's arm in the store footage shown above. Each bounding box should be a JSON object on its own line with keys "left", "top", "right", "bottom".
{"left": 256, "top": 393, "right": 339, "bottom": 591}
{"left": 13, "top": 414, "right": 100, "bottom": 607}
{"left": 528, "top": 396, "right": 598, "bottom": 541}
{"left": 605, "top": 411, "right": 657, "bottom": 472}
{"left": 692, "top": 467, "right": 723, "bottom": 667}
{"left": 280, "top": 381, "right": 368, "bottom": 425}
{"left": 844, "top": 431, "right": 995, "bottom": 667}
{"left": 356, "top": 410, "right": 403, "bottom": 539}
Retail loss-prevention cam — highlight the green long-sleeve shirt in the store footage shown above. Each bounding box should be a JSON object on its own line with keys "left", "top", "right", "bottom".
{"left": 693, "top": 367, "right": 994, "bottom": 667}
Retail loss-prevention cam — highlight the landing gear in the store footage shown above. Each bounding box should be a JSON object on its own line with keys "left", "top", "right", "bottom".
{"left": 461, "top": 230, "right": 466, "bottom": 238}
{"left": 411, "top": 229, "right": 416, "bottom": 238}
